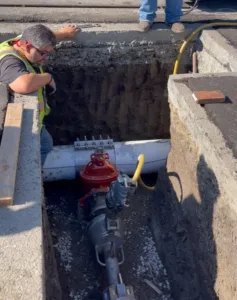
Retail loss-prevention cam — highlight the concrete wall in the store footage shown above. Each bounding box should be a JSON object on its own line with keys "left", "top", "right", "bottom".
{"left": 0, "top": 92, "right": 61, "bottom": 300}
{"left": 0, "top": 93, "right": 44, "bottom": 300}
{"left": 152, "top": 73, "right": 237, "bottom": 300}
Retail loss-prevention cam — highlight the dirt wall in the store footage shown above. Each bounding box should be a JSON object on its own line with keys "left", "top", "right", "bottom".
{"left": 42, "top": 205, "right": 62, "bottom": 300}
{"left": 152, "top": 106, "right": 237, "bottom": 300}
{"left": 44, "top": 44, "right": 186, "bottom": 144}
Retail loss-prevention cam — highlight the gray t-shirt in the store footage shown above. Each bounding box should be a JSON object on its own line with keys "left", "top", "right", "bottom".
{"left": 0, "top": 55, "right": 30, "bottom": 84}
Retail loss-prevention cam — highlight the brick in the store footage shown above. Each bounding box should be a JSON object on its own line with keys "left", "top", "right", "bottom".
{"left": 192, "top": 90, "right": 225, "bottom": 104}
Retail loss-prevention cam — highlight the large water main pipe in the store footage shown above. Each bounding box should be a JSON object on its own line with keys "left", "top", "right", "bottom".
{"left": 42, "top": 139, "right": 170, "bottom": 182}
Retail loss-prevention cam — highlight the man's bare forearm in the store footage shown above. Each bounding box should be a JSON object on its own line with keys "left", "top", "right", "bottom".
{"left": 53, "top": 31, "right": 66, "bottom": 40}
{"left": 26, "top": 73, "right": 51, "bottom": 93}
{"left": 9, "top": 73, "right": 51, "bottom": 94}
{"left": 53, "top": 25, "right": 81, "bottom": 41}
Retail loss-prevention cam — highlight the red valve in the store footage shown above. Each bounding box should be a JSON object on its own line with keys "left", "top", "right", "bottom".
{"left": 80, "top": 151, "right": 119, "bottom": 193}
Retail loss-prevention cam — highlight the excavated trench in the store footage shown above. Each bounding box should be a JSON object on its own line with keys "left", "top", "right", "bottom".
{"left": 43, "top": 38, "right": 192, "bottom": 300}
{"left": 43, "top": 37, "right": 191, "bottom": 144}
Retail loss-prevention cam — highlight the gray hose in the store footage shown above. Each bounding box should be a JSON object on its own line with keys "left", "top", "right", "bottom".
{"left": 182, "top": 0, "right": 200, "bottom": 16}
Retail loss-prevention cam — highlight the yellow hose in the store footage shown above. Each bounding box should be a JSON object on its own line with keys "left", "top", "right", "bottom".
{"left": 173, "top": 22, "right": 237, "bottom": 75}
{"left": 139, "top": 22, "right": 237, "bottom": 191}
{"left": 131, "top": 154, "right": 155, "bottom": 191}
{"left": 131, "top": 154, "right": 145, "bottom": 183}
{"left": 138, "top": 176, "right": 155, "bottom": 191}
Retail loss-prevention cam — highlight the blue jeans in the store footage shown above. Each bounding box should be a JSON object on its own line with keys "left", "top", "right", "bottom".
{"left": 140, "top": 0, "right": 183, "bottom": 23}
{"left": 40, "top": 126, "right": 53, "bottom": 166}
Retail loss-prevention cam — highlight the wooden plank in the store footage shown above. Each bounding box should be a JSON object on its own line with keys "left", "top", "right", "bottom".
{"left": 0, "top": 103, "right": 23, "bottom": 206}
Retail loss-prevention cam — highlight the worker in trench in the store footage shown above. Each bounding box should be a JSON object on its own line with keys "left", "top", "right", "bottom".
{"left": 0, "top": 24, "right": 80, "bottom": 165}
{"left": 139, "top": 0, "right": 185, "bottom": 33}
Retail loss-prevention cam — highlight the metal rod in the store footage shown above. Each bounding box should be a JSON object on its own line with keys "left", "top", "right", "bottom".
{"left": 192, "top": 51, "right": 198, "bottom": 73}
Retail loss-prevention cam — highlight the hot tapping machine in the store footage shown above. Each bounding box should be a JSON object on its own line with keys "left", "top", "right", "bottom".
{"left": 78, "top": 141, "right": 145, "bottom": 300}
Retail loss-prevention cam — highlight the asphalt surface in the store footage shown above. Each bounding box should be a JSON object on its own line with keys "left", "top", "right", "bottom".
{"left": 186, "top": 76, "right": 237, "bottom": 159}
{"left": 0, "top": 0, "right": 191, "bottom": 7}
{"left": 1, "top": 0, "right": 237, "bottom": 23}
{"left": 217, "top": 27, "right": 237, "bottom": 50}
{"left": 201, "top": 0, "right": 237, "bottom": 10}
{"left": 206, "top": 0, "right": 237, "bottom": 48}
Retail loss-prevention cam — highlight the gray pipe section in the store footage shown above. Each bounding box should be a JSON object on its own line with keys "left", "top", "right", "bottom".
{"left": 105, "top": 256, "right": 120, "bottom": 286}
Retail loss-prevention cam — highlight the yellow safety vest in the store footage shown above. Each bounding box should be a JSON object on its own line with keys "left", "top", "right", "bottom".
{"left": 0, "top": 36, "right": 51, "bottom": 128}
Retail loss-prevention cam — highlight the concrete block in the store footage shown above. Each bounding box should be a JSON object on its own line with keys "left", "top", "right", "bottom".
{"left": 197, "top": 29, "right": 237, "bottom": 73}
{"left": 0, "top": 22, "right": 201, "bottom": 46}
{"left": 0, "top": 93, "right": 43, "bottom": 300}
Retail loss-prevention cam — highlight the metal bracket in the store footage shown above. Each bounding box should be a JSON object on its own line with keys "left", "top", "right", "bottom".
{"left": 95, "top": 245, "right": 106, "bottom": 266}
{"left": 74, "top": 135, "right": 114, "bottom": 150}
{"left": 95, "top": 245, "right": 124, "bottom": 266}
{"left": 107, "top": 218, "right": 119, "bottom": 232}
{"left": 118, "top": 247, "right": 125, "bottom": 265}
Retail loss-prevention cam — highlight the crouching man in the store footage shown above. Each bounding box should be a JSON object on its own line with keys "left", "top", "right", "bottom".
{"left": 0, "top": 24, "right": 80, "bottom": 165}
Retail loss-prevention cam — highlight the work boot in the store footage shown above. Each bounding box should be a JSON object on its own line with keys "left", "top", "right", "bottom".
{"left": 168, "top": 22, "right": 185, "bottom": 33}
{"left": 139, "top": 21, "right": 153, "bottom": 32}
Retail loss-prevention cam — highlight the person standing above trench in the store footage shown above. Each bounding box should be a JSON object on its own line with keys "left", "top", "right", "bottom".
{"left": 139, "top": 0, "right": 185, "bottom": 33}
{"left": 0, "top": 24, "right": 80, "bottom": 165}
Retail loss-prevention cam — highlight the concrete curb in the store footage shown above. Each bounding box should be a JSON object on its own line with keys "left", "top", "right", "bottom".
{"left": 0, "top": 22, "right": 201, "bottom": 50}
{"left": 198, "top": 29, "right": 237, "bottom": 73}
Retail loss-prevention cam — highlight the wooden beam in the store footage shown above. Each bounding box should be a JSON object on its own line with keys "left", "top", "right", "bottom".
{"left": 0, "top": 103, "right": 23, "bottom": 206}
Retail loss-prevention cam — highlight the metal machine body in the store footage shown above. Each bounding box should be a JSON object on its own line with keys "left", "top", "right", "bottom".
{"left": 79, "top": 148, "right": 137, "bottom": 300}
